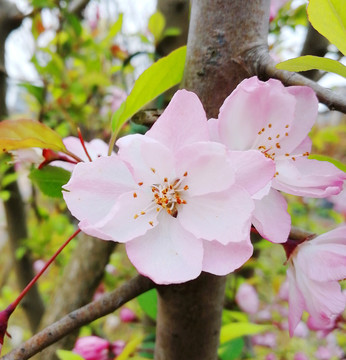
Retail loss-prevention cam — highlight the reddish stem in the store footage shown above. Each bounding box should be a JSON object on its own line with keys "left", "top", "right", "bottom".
{"left": 12, "top": 229, "right": 81, "bottom": 308}
{"left": 77, "top": 128, "right": 92, "bottom": 162}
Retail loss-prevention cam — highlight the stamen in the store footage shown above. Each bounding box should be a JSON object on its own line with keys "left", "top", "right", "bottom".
{"left": 149, "top": 221, "right": 154, "bottom": 227}
{"left": 151, "top": 168, "right": 156, "bottom": 173}
{"left": 133, "top": 192, "right": 137, "bottom": 198}
{"left": 138, "top": 182, "right": 143, "bottom": 186}
{"left": 184, "top": 185, "right": 189, "bottom": 191}
{"left": 268, "top": 124, "right": 272, "bottom": 128}
{"left": 134, "top": 214, "right": 139, "bottom": 219}
{"left": 276, "top": 143, "right": 281, "bottom": 149}
{"left": 184, "top": 171, "right": 188, "bottom": 177}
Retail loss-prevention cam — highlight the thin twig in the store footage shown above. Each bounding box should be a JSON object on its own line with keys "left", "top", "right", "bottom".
{"left": 1, "top": 275, "right": 154, "bottom": 360}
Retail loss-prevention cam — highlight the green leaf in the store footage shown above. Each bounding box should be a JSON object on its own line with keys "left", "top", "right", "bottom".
{"left": 20, "top": 83, "right": 45, "bottom": 105}
{"left": 137, "top": 289, "right": 157, "bottom": 320}
{"left": 308, "top": 154, "right": 346, "bottom": 172}
{"left": 56, "top": 350, "right": 84, "bottom": 360}
{"left": 29, "top": 166, "right": 71, "bottom": 198}
{"left": 308, "top": 0, "right": 346, "bottom": 55}
{"left": 103, "top": 13, "right": 123, "bottom": 44}
{"left": 218, "top": 337, "right": 245, "bottom": 360}
{"left": 220, "top": 323, "right": 272, "bottom": 344}
{"left": 162, "top": 27, "right": 181, "bottom": 38}
{"left": 0, "top": 119, "right": 67, "bottom": 153}
{"left": 148, "top": 11, "right": 166, "bottom": 43}
{"left": 276, "top": 55, "right": 346, "bottom": 78}
{"left": 111, "top": 46, "right": 186, "bottom": 134}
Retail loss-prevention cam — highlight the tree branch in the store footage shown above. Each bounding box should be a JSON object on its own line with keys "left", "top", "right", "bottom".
{"left": 1, "top": 275, "right": 154, "bottom": 360}
{"left": 242, "top": 47, "right": 346, "bottom": 113}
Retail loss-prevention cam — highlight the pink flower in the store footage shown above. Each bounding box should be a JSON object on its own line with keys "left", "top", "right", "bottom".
{"left": 235, "top": 283, "right": 259, "bottom": 314}
{"left": 252, "top": 332, "right": 277, "bottom": 348}
{"left": 209, "top": 77, "right": 346, "bottom": 243}
{"left": 73, "top": 336, "right": 109, "bottom": 360}
{"left": 63, "top": 90, "right": 275, "bottom": 284}
{"left": 286, "top": 225, "right": 346, "bottom": 336}
{"left": 119, "top": 307, "right": 137, "bottom": 323}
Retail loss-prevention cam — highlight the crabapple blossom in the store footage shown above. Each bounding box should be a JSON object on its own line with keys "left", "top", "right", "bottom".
{"left": 73, "top": 336, "right": 109, "bottom": 360}
{"left": 235, "top": 283, "right": 259, "bottom": 314}
{"left": 63, "top": 90, "right": 275, "bottom": 284}
{"left": 286, "top": 225, "right": 346, "bottom": 336}
{"left": 209, "top": 76, "right": 346, "bottom": 243}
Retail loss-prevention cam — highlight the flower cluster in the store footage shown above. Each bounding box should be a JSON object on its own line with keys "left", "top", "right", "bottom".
{"left": 63, "top": 77, "right": 345, "bottom": 288}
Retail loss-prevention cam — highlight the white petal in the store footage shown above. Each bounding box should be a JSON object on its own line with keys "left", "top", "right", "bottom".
{"left": 179, "top": 186, "right": 254, "bottom": 244}
{"left": 126, "top": 215, "right": 203, "bottom": 284}
{"left": 63, "top": 156, "right": 136, "bottom": 224}
{"left": 252, "top": 189, "right": 291, "bottom": 243}
{"left": 202, "top": 237, "right": 253, "bottom": 275}
{"left": 175, "top": 142, "right": 235, "bottom": 196}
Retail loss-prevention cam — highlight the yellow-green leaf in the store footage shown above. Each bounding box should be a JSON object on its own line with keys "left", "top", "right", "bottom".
{"left": 220, "top": 323, "right": 272, "bottom": 344}
{"left": 116, "top": 334, "right": 144, "bottom": 360}
{"left": 308, "top": 0, "right": 346, "bottom": 55}
{"left": 0, "top": 119, "right": 67, "bottom": 153}
{"left": 111, "top": 46, "right": 186, "bottom": 135}
{"left": 276, "top": 55, "right": 346, "bottom": 78}
{"left": 148, "top": 11, "right": 166, "bottom": 43}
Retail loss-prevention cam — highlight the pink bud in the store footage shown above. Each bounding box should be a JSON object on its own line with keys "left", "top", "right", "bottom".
{"left": 235, "top": 283, "right": 259, "bottom": 314}
{"left": 73, "top": 336, "right": 109, "bottom": 360}
{"left": 0, "top": 304, "right": 15, "bottom": 355}
{"left": 120, "top": 307, "right": 137, "bottom": 323}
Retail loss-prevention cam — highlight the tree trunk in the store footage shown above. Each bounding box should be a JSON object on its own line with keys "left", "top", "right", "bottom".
{"left": 154, "top": 1, "right": 270, "bottom": 359}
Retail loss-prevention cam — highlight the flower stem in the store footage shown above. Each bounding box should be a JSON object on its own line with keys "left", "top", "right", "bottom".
{"left": 12, "top": 229, "right": 81, "bottom": 308}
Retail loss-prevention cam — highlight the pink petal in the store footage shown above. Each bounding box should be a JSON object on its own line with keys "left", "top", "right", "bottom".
{"left": 279, "top": 86, "right": 318, "bottom": 154}
{"left": 179, "top": 185, "right": 254, "bottom": 245}
{"left": 217, "top": 77, "right": 296, "bottom": 151}
{"left": 202, "top": 237, "right": 252, "bottom": 276}
{"left": 117, "top": 134, "right": 175, "bottom": 184}
{"left": 126, "top": 215, "right": 203, "bottom": 284}
{"left": 175, "top": 142, "right": 235, "bottom": 196}
{"left": 228, "top": 150, "right": 275, "bottom": 195}
{"left": 287, "top": 267, "right": 306, "bottom": 336}
{"left": 273, "top": 158, "right": 346, "bottom": 197}
{"left": 252, "top": 188, "right": 291, "bottom": 243}
{"left": 63, "top": 156, "right": 136, "bottom": 224}
{"left": 207, "top": 118, "right": 220, "bottom": 141}
{"left": 82, "top": 189, "right": 159, "bottom": 243}
{"left": 312, "top": 225, "right": 346, "bottom": 246}
{"left": 146, "top": 90, "right": 209, "bottom": 152}
{"left": 295, "top": 272, "right": 345, "bottom": 328}
{"left": 295, "top": 241, "right": 346, "bottom": 282}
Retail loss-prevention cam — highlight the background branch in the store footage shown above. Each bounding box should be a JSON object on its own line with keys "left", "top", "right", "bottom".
{"left": 242, "top": 48, "right": 346, "bottom": 113}
{"left": 1, "top": 275, "right": 154, "bottom": 360}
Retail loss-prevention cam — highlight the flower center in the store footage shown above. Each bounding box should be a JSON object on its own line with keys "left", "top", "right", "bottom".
{"left": 256, "top": 122, "right": 309, "bottom": 177}
{"left": 133, "top": 171, "right": 189, "bottom": 224}
{"left": 151, "top": 174, "right": 188, "bottom": 217}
